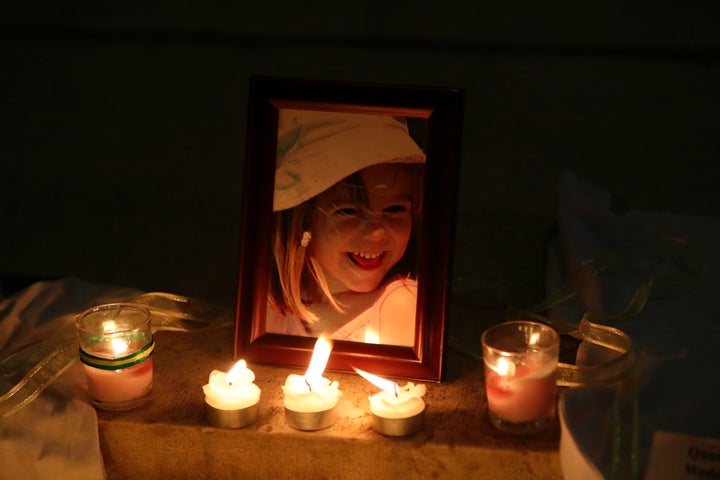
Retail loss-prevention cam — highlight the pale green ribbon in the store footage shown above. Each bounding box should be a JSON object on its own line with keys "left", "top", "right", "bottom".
{"left": 0, "top": 292, "right": 233, "bottom": 418}
{"left": 516, "top": 236, "right": 703, "bottom": 480}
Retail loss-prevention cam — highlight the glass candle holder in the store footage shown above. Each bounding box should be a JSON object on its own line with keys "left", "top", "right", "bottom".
{"left": 76, "top": 303, "right": 154, "bottom": 410}
{"left": 481, "top": 320, "right": 560, "bottom": 434}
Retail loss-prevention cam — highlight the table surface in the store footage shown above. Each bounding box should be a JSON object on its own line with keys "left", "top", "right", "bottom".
{"left": 96, "top": 320, "right": 563, "bottom": 480}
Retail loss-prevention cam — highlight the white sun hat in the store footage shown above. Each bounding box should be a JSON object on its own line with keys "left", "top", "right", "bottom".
{"left": 273, "top": 109, "right": 426, "bottom": 211}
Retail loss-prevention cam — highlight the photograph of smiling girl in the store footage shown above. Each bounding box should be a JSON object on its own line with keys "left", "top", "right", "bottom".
{"left": 266, "top": 109, "right": 427, "bottom": 347}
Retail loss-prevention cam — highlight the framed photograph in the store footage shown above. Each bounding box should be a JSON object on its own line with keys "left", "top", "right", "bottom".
{"left": 234, "top": 76, "right": 463, "bottom": 382}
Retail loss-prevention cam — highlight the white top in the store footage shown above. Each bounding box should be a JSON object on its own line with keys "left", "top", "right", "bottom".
{"left": 265, "top": 277, "right": 417, "bottom": 346}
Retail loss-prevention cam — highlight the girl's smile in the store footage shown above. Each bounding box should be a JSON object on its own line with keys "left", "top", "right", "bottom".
{"left": 347, "top": 251, "right": 385, "bottom": 269}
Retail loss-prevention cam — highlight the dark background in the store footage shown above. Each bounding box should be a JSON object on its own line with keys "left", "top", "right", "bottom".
{"left": 1, "top": 2, "right": 718, "bottom": 319}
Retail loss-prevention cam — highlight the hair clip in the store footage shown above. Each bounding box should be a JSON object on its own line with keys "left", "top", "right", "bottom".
{"left": 301, "top": 231, "right": 312, "bottom": 248}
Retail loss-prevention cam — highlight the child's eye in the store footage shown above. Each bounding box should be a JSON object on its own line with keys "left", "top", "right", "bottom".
{"left": 384, "top": 204, "right": 410, "bottom": 214}
{"left": 333, "top": 207, "right": 359, "bottom": 217}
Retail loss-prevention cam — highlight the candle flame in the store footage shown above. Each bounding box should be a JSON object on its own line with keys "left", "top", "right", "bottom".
{"left": 111, "top": 338, "right": 128, "bottom": 355}
{"left": 225, "top": 359, "right": 247, "bottom": 385}
{"left": 305, "top": 334, "right": 332, "bottom": 380}
{"left": 353, "top": 367, "right": 397, "bottom": 395}
{"left": 496, "top": 357, "right": 516, "bottom": 377}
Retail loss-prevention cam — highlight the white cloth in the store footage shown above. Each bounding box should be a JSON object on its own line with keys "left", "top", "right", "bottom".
{"left": 0, "top": 363, "right": 104, "bottom": 480}
{"left": 0, "top": 278, "right": 140, "bottom": 480}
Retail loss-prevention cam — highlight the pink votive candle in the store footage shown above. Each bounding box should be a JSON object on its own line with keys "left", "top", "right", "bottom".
{"left": 77, "top": 303, "right": 154, "bottom": 410}
{"left": 482, "top": 320, "right": 559, "bottom": 434}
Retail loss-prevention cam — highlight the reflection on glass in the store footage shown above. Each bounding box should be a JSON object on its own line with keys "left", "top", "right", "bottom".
{"left": 265, "top": 109, "right": 427, "bottom": 346}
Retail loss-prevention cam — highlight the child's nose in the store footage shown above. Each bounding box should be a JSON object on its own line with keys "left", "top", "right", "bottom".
{"left": 361, "top": 220, "right": 388, "bottom": 242}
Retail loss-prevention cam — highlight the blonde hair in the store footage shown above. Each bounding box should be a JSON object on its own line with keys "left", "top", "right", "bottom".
{"left": 268, "top": 163, "right": 424, "bottom": 324}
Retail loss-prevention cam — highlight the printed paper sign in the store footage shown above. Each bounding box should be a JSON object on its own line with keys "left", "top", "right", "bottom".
{"left": 645, "top": 430, "right": 720, "bottom": 479}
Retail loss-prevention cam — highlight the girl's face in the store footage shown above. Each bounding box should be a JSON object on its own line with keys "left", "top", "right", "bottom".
{"left": 309, "top": 163, "right": 415, "bottom": 294}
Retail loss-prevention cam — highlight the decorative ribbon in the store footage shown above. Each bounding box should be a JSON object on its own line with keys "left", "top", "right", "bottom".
{"left": 0, "top": 339, "right": 79, "bottom": 418}
{"left": 79, "top": 338, "right": 155, "bottom": 371}
{"left": 519, "top": 280, "right": 650, "bottom": 387}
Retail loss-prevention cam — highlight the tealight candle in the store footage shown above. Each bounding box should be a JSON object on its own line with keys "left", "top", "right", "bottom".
{"left": 76, "top": 303, "right": 154, "bottom": 410}
{"left": 282, "top": 334, "right": 342, "bottom": 431}
{"left": 481, "top": 320, "right": 560, "bottom": 434}
{"left": 203, "top": 359, "right": 261, "bottom": 428}
{"left": 354, "top": 368, "right": 426, "bottom": 436}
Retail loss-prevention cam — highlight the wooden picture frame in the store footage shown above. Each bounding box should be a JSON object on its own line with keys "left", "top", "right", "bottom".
{"left": 234, "top": 76, "right": 463, "bottom": 382}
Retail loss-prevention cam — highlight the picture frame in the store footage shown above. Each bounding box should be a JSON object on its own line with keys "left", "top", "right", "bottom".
{"left": 234, "top": 76, "right": 463, "bottom": 382}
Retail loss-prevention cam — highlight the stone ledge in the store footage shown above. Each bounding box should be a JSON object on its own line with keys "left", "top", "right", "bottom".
{"left": 97, "top": 326, "right": 562, "bottom": 479}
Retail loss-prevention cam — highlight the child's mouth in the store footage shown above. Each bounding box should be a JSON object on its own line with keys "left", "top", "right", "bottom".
{"left": 347, "top": 251, "right": 384, "bottom": 269}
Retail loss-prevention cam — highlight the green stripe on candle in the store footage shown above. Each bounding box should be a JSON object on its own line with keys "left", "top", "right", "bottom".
{"left": 80, "top": 338, "right": 155, "bottom": 370}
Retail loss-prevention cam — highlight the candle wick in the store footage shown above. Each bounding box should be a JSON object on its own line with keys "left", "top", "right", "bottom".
{"left": 305, "top": 377, "right": 312, "bottom": 392}
{"left": 393, "top": 383, "right": 399, "bottom": 398}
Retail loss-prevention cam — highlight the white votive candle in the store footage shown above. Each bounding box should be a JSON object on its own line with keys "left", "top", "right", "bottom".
{"left": 203, "top": 359, "right": 261, "bottom": 411}
{"left": 355, "top": 368, "right": 426, "bottom": 436}
{"left": 282, "top": 334, "right": 342, "bottom": 430}
{"left": 203, "top": 359, "right": 261, "bottom": 428}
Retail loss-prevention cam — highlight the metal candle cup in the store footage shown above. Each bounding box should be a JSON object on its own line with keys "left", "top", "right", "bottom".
{"left": 371, "top": 408, "right": 425, "bottom": 437}
{"left": 481, "top": 320, "right": 560, "bottom": 434}
{"left": 284, "top": 405, "right": 338, "bottom": 431}
{"left": 205, "top": 402, "right": 259, "bottom": 428}
{"left": 76, "top": 303, "right": 154, "bottom": 411}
